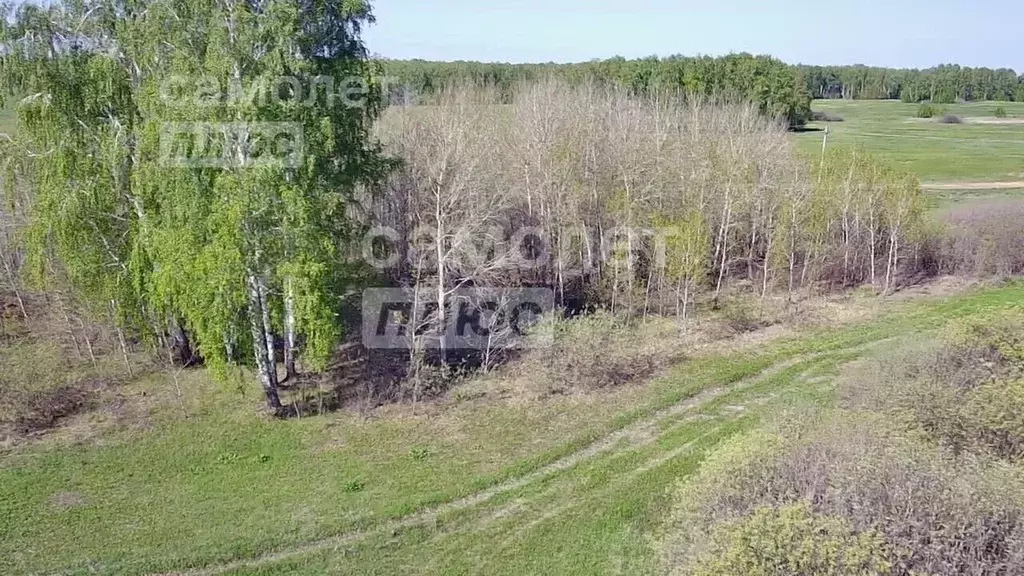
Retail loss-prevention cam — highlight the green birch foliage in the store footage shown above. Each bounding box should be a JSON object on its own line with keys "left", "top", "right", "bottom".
{"left": 656, "top": 210, "right": 710, "bottom": 290}
{"left": 808, "top": 146, "right": 924, "bottom": 287}
{"left": 1, "top": 0, "right": 383, "bottom": 383}
{"left": 0, "top": 2, "right": 141, "bottom": 324}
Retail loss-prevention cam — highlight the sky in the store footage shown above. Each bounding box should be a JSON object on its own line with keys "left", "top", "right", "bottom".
{"left": 363, "top": 0, "right": 1024, "bottom": 71}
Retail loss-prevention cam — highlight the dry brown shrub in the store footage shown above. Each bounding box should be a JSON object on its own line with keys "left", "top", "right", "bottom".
{"left": 663, "top": 414, "right": 1024, "bottom": 576}
{"left": 666, "top": 317, "right": 1024, "bottom": 575}
{"left": 925, "top": 200, "right": 1024, "bottom": 278}
{"left": 513, "top": 311, "right": 665, "bottom": 396}
{"left": 841, "top": 312, "right": 1024, "bottom": 461}
{"left": 13, "top": 383, "right": 98, "bottom": 434}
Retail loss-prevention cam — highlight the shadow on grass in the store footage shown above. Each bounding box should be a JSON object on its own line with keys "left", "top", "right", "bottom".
{"left": 792, "top": 126, "right": 825, "bottom": 133}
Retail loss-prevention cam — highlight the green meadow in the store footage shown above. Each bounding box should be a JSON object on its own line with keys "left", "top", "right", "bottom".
{"left": 796, "top": 99, "right": 1024, "bottom": 184}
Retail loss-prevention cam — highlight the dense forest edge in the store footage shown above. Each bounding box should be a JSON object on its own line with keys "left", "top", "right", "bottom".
{"left": 380, "top": 56, "right": 1024, "bottom": 127}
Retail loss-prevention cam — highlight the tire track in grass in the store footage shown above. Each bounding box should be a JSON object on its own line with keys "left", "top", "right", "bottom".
{"left": 156, "top": 354, "right": 822, "bottom": 576}
{"left": 456, "top": 352, "right": 871, "bottom": 572}
{"left": 419, "top": 357, "right": 837, "bottom": 572}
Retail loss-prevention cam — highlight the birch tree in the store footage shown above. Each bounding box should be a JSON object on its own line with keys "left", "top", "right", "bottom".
{"left": 1, "top": 0, "right": 383, "bottom": 411}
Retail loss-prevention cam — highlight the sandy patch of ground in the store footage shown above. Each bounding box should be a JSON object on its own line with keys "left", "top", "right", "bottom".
{"left": 966, "top": 117, "right": 1024, "bottom": 125}
{"left": 922, "top": 181, "right": 1024, "bottom": 191}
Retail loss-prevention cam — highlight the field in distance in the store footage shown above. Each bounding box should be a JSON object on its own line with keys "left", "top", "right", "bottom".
{"left": 796, "top": 99, "right": 1024, "bottom": 186}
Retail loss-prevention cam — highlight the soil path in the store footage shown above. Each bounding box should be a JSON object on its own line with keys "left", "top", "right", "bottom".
{"left": 922, "top": 181, "right": 1024, "bottom": 191}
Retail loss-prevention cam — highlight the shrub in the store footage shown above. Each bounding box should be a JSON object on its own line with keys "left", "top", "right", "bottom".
{"left": 963, "top": 379, "right": 1024, "bottom": 460}
{"left": 929, "top": 200, "right": 1024, "bottom": 278}
{"left": 400, "top": 362, "right": 468, "bottom": 401}
{"left": 519, "top": 311, "right": 661, "bottom": 394}
{"left": 939, "top": 114, "right": 964, "bottom": 124}
{"left": 342, "top": 480, "right": 365, "bottom": 493}
{"left": 662, "top": 413, "right": 1024, "bottom": 576}
{"left": 848, "top": 315, "right": 1024, "bottom": 460}
{"left": 811, "top": 110, "right": 845, "bottom": 122}
{"left": 720, "top": 296, "right": 775, "bottom": 335}
{"left": 944, "top": 312, "right": 1024, "bottom": 370}
{"left": 692, "top": 503, "right": 892, "bottom": 576}
{"left": 995, "top": 106, "right": 1009, "bottom": 118}
{"left": 917, "top": 103, "right": 939, "bottom": 118}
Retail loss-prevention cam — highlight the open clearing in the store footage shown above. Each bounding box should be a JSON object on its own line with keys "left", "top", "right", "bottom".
{"left": 797, "top": 100, "right": 1024, "bottom": 183}
{"left": 3, "top": 282, "right": 1024, "bottom": 575}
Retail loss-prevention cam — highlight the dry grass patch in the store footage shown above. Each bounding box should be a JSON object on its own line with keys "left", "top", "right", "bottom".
{"left": 846, "top": 310, "right": 1024, "bottom": 461}
{"left": 0, "top": 291, "right": 159, "bottom": 448}
{"left": 662, "top": 412, "right": 1024, "bottom": 576}
{"left": 447, "top": 281, "right": 979, "bottom": 407}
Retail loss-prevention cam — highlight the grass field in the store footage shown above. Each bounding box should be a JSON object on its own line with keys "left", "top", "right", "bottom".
{"left": 3, "top": 282, "right": 1024, "bottom": 575}
{"left": 796, "top": 100, "right": 1024, "bottom": 185}
{"left": 0, "top": 103, "right": 16, "bottom": 137}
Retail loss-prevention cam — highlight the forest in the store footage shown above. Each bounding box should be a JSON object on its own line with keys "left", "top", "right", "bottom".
{"left": 0, "top": 1, "right": 1013, "bottom": 413}
{"left": 381, "top": 58, "right": 1024, "bottom": 114}
{"left": 382, "top": 54, "right": 815, "bottom": 126}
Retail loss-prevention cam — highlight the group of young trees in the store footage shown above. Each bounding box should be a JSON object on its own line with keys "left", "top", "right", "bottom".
{"left": 372, "top": 81, "right": 925, "bottom": 338}
{"left": 798, "top": 64, "right": 1024, "bottom": 103}
{"left": 0, "top": 0, "right": 384, "bottom": 411}
{"left": 0, "top": 2, "right": 931, "bottom": 409}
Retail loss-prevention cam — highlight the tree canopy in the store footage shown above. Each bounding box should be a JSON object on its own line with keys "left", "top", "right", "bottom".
{"left": 0, "top": 0, "right": 385, "bottom": 410}
{"left": 381, "top": 54, "right": 814, "bottom": 127}
{"left": 797, "top": 63, "right": 1024, "bottom": 103}
{"left": 379, "top": 57, "right": 1024, "bottom": 119}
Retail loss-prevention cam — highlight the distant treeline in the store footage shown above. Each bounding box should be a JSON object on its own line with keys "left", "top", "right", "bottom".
{"left": 799, "top": 64, "right": 1024, "bottom": 103}
{"left": 381, "top": 54, "right": 814, "bottom": 127}
{"left": 380, "top": 57, "right": 1024, "bottom": 123}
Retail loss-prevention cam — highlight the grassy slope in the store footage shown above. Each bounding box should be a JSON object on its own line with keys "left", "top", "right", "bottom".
{"left": 3, "top": 283, "right": 1024, "bottom": 575}
{"left": 0, "top": 104, "right": 16, "bottom": 137}
{"left": 795, "top": 100, "right": 1024, "bottom": 184}
{"left": 925, "top": 186, "right": 1024, "bottom": 212}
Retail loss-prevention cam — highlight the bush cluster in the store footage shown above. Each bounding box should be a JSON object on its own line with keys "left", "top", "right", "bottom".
{"left": 692, "top": 502, "right": 892, "bottom": 576}
{"left": 518, "top": 311, "right": 662, "bottom": 395}
{"left": 663, "top": 416, "right": 1024, "bottom": 576}
{"left": 663, "top": 315, "right": 1024, "bottom": 575}
{"left": 921, "top": 200, "right": 1024, "bottom": 278}
{"left": 810, "top": 110, "right": 845, "bottom": 122}
{"left": 881, "top": 313, "right": 1024, "bottom": 460}
{"left": 916, "top": 103, "right": 941, "bottom": 118}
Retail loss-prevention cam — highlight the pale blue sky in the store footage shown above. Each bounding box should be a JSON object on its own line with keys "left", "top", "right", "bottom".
{"left": 364, "top": 0, "right": 1023, "bottom": 71}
